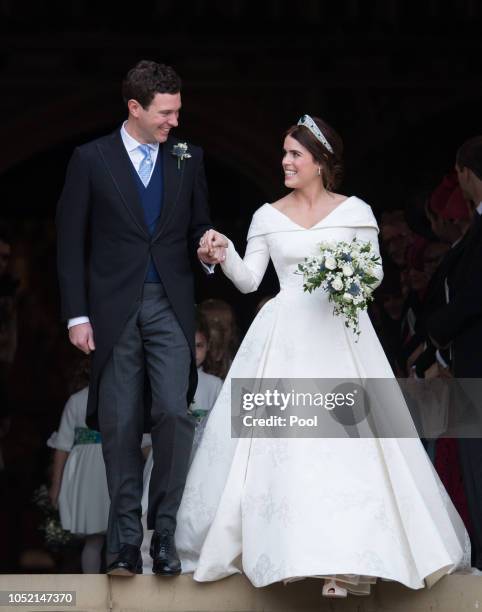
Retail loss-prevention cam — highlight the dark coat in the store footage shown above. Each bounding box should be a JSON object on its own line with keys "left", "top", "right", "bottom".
{"left": 427, "top": 212, "right": 482, "bottom": 377}
{"left": 411, "top": 238, "right": 466, "bottom": 375}
{"left": 56, "top": 130, "right": 213, "bottom": 429}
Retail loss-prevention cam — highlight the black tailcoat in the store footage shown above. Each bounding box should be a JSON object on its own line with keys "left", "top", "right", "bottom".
{"left": 427, "top": 213, "right": 482, "bottom": 377}
{"left": 56, "top": 130, "right": 212, "bottom": 429}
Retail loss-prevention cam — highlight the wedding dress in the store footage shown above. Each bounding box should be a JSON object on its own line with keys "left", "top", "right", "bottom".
{"left": 176, "top": 196, "right": 470, "bottom": 595}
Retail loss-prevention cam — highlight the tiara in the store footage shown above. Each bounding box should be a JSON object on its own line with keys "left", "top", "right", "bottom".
{"left": 297, "top": 114, "right": 333, "bottom": 154}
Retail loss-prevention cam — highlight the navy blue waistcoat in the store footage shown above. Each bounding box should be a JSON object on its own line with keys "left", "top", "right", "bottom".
{"left": 132, "top": 148, "right": 163, "bottom": 282}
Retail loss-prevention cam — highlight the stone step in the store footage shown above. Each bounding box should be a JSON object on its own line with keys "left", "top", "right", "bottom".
{"left": 1, "top": 573, "right": 482, "bottom": 612}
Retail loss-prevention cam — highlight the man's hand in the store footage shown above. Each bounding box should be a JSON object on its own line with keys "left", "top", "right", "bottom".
{"left": 197, "top": 229, "right": 228, "bottom": 265}
{"left": 69, "top": 322, "right": 95, "bottom": 354}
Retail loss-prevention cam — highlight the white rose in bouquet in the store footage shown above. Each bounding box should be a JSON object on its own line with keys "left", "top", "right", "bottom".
{"left": 325, "top": 256, "right": 337, "bottom": 270}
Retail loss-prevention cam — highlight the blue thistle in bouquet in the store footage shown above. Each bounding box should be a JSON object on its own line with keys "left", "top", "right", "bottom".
{"left": 297, "top": 238, "right": 381, "bottom": 339}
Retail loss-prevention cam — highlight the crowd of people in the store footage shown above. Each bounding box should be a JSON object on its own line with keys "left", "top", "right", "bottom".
{"left": 372, "top": 139, "right": 482, "bottom": 570}
{"left": 374, "top": 173, "right": 471, "bottom": 378}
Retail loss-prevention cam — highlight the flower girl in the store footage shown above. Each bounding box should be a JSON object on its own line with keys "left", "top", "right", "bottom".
{"left": 47, "top": 368, "right": 109, "bottom": 573}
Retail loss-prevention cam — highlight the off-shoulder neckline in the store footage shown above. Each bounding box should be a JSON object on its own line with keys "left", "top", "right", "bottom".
{"left": 266, "top": 196, "right": 355, "bottom": 230}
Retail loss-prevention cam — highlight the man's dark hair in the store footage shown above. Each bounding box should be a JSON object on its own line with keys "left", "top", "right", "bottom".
{"left": 122, "top": 60, "right": 181, "bottom": 109}
{"left": 456, "top": 136, "right": 482, "bottom": 180}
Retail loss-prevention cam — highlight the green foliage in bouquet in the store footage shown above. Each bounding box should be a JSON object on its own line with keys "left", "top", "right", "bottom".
{"left": 297, "top": 238, "right": 381, "bottom": 338}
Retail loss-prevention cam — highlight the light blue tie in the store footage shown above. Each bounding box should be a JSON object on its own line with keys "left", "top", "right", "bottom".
{"left": 138, "top": 144, "right": 153, "bottom": 187}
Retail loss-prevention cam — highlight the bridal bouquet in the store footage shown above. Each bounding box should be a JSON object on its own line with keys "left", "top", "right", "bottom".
{"left": 297, "top": 238, "right": 381, "bottom": 338}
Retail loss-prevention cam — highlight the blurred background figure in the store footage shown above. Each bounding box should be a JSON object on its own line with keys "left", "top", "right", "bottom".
{"left": 199, "top": 299, "right": 240, "bottom": 378}
{"left": 47, "top": 359, "right": 108, "bottom": 574}
{"left": 199, "top": 299, "right": 239, "bottom": 366}
{"left": 425, "top": 171, "right": 463, "bottom": 245}
{"left": 380, "top": 209, "right": 414, "bottom": 271}
{"left": 428, "top": 136, "right": 482, "bottom": 570}
{"left": 401, "top": 173, "right": 476, "bottom": 560}
{"left": 190, "top": 310, "right": 223, "bottom": 461}
{"left": 411, "top": 181, "right": 473, "bottom": 382}
{"left": 200, "top": 320, "right": 230, "bottom": 380}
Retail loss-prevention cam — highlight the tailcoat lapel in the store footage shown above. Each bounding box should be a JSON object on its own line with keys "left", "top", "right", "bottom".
{"left": 96, "top": 130, "right": 149, "bottom": 237}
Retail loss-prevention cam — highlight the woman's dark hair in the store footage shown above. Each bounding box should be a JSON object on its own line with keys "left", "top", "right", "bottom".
{"left": 122, "top": 60, "right": 181, "bottom": 109}
{"left": 286, "top": 117, "right": 343, "bottom": 191}
{"left": 456, "top": 136, "right": 482, "bottom": 180}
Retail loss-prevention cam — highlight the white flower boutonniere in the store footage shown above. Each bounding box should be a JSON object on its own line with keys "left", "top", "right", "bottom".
{"left": 171, "top": 142, "right": 192, "bottom": 169}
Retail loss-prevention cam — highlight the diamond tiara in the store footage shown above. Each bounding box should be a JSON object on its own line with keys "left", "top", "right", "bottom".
{"left": 297, "top": 115, "right": 334, "bottom": 154}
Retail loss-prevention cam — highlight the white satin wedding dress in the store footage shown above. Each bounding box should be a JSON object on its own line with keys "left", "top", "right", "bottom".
{"left": 176, "top": 196, "right": 470, "bottom": 594}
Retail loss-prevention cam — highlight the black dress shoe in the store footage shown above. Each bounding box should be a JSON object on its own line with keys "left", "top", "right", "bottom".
{"left": 106, "top": 544, "right": 142, "bottom": 576}
{"left": 150, "top": 530, "right": 181, "bottom": 576}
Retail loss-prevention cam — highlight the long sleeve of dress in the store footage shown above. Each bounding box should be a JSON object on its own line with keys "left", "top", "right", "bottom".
{"left": 355, "top": 226, "right": 384, "bottom": 290}
{"left": 220, "top": 233, "right": 270, "bottom": 294}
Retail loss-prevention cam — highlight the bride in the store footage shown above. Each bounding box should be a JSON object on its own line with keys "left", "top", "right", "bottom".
{"left": 176, "top": 115, "right": 470, "bottom": 598}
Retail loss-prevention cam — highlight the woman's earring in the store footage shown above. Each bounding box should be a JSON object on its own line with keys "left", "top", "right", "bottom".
{"left": 317, "top": 167, "right": 321, "bottom": 176}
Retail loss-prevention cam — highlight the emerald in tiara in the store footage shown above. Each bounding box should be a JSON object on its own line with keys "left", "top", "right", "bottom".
{"left": 297, "top": 114, "right": 334, "bottom": 154}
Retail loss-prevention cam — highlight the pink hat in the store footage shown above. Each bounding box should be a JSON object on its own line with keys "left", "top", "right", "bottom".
{"left": 440, "top": 186, "right": 471, "bottom": 221}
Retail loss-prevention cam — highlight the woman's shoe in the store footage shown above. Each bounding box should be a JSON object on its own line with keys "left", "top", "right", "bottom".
{"left": 322, "top": 578, "right": 347, "bottom": 598}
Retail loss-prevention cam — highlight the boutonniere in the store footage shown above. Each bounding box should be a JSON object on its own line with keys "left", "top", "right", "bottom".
{"left": 171, "top": 142, "right": 192, "bottom": 169}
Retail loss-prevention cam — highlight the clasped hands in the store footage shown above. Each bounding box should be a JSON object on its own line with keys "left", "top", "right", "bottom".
{"left": 70, "top": 229, "right": 228, "bottom": 356}
{"left": 197, "top": 229, "right": 229, "bottom": 265}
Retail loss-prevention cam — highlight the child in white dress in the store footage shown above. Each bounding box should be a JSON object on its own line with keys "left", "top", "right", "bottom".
{"left": 189, "top": 314, "right": 224, "bottom": 460}
{"left": 47, "top": 385, "right": 109, "bottom": 573}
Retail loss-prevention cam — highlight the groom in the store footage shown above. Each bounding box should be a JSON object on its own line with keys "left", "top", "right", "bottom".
{"left": 56, "top": 60, "right": 224, "bottom": 575}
